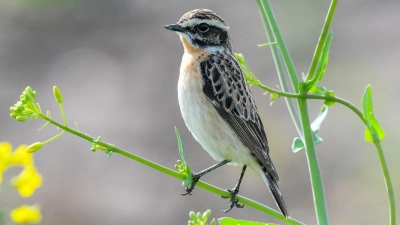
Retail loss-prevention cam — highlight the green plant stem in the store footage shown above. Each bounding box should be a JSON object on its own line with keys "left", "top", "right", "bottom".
{"left": 42, "top": 130, "right": 65, "bottom": 145}
{"left": 374, "top": 141, "right": 396, "bottom": 225}
{"left": 257, "top": 0, "right": 330, "bottom": 223}
{"left": 59, "top": 103, "right": 67, "bottom": 126}
{"left": 306, "top": 0, "right": 338, "bottom": 82}
{"left": 297, "top": 99, "right": 329, "bottom": 225}
{"left": 258, "top": 0, "right": 299, "bottom": 91}
{"left": 254, "top": 82, "right": 397, "bottom": 225}
{"left": 256, "top": 0, "right": 303, "bottom": 138}
{"left": 258, "top": 42, "right": 277, "bottom": 47}
{"left": 255, "top": 82, "right": 396, "bottom": 224}
{"left": 37, "top": 113, "right": 304, "bottom": 225}
{"left": 251, "top": 82, "right": 364, "bottom": 122}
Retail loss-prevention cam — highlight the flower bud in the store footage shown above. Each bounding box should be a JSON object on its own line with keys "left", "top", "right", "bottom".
{"left": 26, "top": 86, "right": 33, "bottom": 93}
{"left": 53, "top": 86, "right": 63, "bottom": 103}
{"left": 26, "top": 142, "right": 43, "bottom": 153}
{"left": 324, "top": 91, "right": 336, "bottom": 106}
{"left": 189, "top": 211, "right": 196, "bottom": 220}
{"left": 234, "top": 53, "right": 245, "bottom": 64}
{"left": 23, "top": 92, "right": 32, "bottom": 102}
{"left": 10, "top": 112, "right": 19, "bottom": 118}
{"left": 21, "top": 96, "right": 28, "bottom": 104}
{"left": 203, "top": 209, "right": 211, "bottom": 219}
{"left": 16, "top": 116, "right": 28, "bottom": 122}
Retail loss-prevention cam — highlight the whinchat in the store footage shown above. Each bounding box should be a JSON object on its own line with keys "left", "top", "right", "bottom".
{"left": 164, "top": 9, "right": 288, "bottom": 218}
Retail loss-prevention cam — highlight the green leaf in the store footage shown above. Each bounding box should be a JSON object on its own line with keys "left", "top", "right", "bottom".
{"left": 303, "top": 32, "right": 333, "bottom": 93}
{"left": 312, "top": 131, "right": 323, "bottom": 145}
{"left": 309, "top": 84, "right": 326, "bottom": 95}
{"left": 182, "top": 165, "right": 192, "bottom": 187}
{"left": 301, "top": 72, "right": 307, "bottom": 81}
{"left": 293, "top": 105, "right": 327, "bottom": 152}
{"left": 311, "top": 105, "right": 328, "bottom": 133}
{"left": 362, "top": 85, "right": 385, "bottom": 142}
{"left": 234, "top": 53, "right": 245, "bottom": 64}
{"left": 175, "top": 127, "right": 193, "bottom": 187}
{"left": 234, "top": 53, "right": 259, "bottom": 84}
{"left": 315, "top": 32, "right": 332, "bottom": 82}
{"left": 292, "top": 131, "right": 323, "bottom": 153}
{"left": 175, "top": 127, "right": 186, "bottom": 164}
{"left": 292, "top": 137, "right": 304, "bottom": 153}
{"left": 218, "top": 217, "right": 272, "bottom": 225}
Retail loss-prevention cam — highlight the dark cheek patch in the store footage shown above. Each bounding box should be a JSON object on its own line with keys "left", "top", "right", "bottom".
{"left": 191, "top": 27, "right": 228, "bottom": 47}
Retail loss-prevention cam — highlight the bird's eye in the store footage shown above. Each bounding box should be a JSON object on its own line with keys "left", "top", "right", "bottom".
{"left": 197, "top": 23, "right": 210, "bottom": 33}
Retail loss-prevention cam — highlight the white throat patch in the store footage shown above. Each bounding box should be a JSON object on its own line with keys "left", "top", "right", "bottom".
{"left": 178, "top": 33, "right": 224, "bottom": 53}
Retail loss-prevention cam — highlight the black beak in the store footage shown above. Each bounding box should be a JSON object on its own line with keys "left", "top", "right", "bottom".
{"left": 164, "top": 24, "right": 186, "bottom": 32}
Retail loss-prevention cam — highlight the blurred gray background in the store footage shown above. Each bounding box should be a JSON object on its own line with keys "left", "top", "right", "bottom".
{"left": 1, "top": 0, "right": 399, "bottom": 224}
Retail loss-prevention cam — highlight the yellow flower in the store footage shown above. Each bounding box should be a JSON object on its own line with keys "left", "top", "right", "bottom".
{"left": 11, "top": 166, "right": 42, "bottom": 197}
{"left": 0, "top": 142, "right": 35, "bottom": 184}
{"left": 11, "top": 144, "right": 33, "bottom": 166}
{"left": 10, "top": 204, "right": 42, "bottom": 224}
{"left": 0, "top": 142, "right": 13, "bottom": 183}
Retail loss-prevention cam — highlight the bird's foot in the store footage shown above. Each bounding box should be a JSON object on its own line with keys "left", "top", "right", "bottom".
{"left": 221, "top": 187, "right": 244, "bottom": 213}
{"left": 179, "top": 173, "right": 201, "bottom": 196}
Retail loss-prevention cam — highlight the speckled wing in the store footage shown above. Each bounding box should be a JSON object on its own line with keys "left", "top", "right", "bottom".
{"left": 200, "top": 52, "right": 279, "bottom": 181}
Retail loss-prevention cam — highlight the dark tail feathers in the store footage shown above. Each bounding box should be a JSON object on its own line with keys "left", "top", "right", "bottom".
{"left": 261, "top": 172, "right": 289, "bottom": 218}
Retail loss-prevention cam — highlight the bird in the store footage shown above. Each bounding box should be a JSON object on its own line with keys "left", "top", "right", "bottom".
{"left": 164, "top": 9, "right": 289, "bottom": 218}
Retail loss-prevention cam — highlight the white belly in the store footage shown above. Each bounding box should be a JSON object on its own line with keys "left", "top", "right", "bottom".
{"left": 177, "top": 54, "right": 260, "bottom": 172}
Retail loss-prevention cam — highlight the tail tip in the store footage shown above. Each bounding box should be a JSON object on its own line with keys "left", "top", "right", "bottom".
{"left": 279, "top": 205, "right": 289, "bottom": 219}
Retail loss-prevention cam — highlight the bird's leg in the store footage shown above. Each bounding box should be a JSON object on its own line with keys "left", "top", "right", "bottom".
{"left": 180, "top": 159, "right": 230, "bottom": 196}
{"left": 222, "top": 165, "right": 247, "bottom": 213}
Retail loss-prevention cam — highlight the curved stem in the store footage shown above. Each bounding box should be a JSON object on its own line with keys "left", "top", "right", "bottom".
{"left": 36, "top": 113, "right": 304, "bottom": 225}
{"left": 59, "top": 103, "right": 67, "bottom": 126}
{"left": 252, "top": 82, "right": 364, "bottom": 122}
{"left": 42, "top": 130, "right": 66, "bottom": 145}
{"left": 374, "top": 141, "right": 396, "bottom": 225}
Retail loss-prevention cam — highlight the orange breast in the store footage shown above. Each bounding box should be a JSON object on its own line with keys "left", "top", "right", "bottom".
{"left": 179, "top": 37, "right": 210, "bottom": 81}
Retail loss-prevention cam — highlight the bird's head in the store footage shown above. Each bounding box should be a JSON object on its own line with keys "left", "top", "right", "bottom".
{"left": 164, "top": 9, "right": 232, "bottom": 53}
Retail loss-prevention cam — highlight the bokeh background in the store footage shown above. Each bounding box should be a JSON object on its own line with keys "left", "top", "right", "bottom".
{"left": 1, "top": 1, "right": 399, "bottom": 224}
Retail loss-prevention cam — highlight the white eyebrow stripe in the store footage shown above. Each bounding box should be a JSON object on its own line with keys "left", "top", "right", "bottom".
{"left": 181, "top": 18, "right": 229, "bottom": 31}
